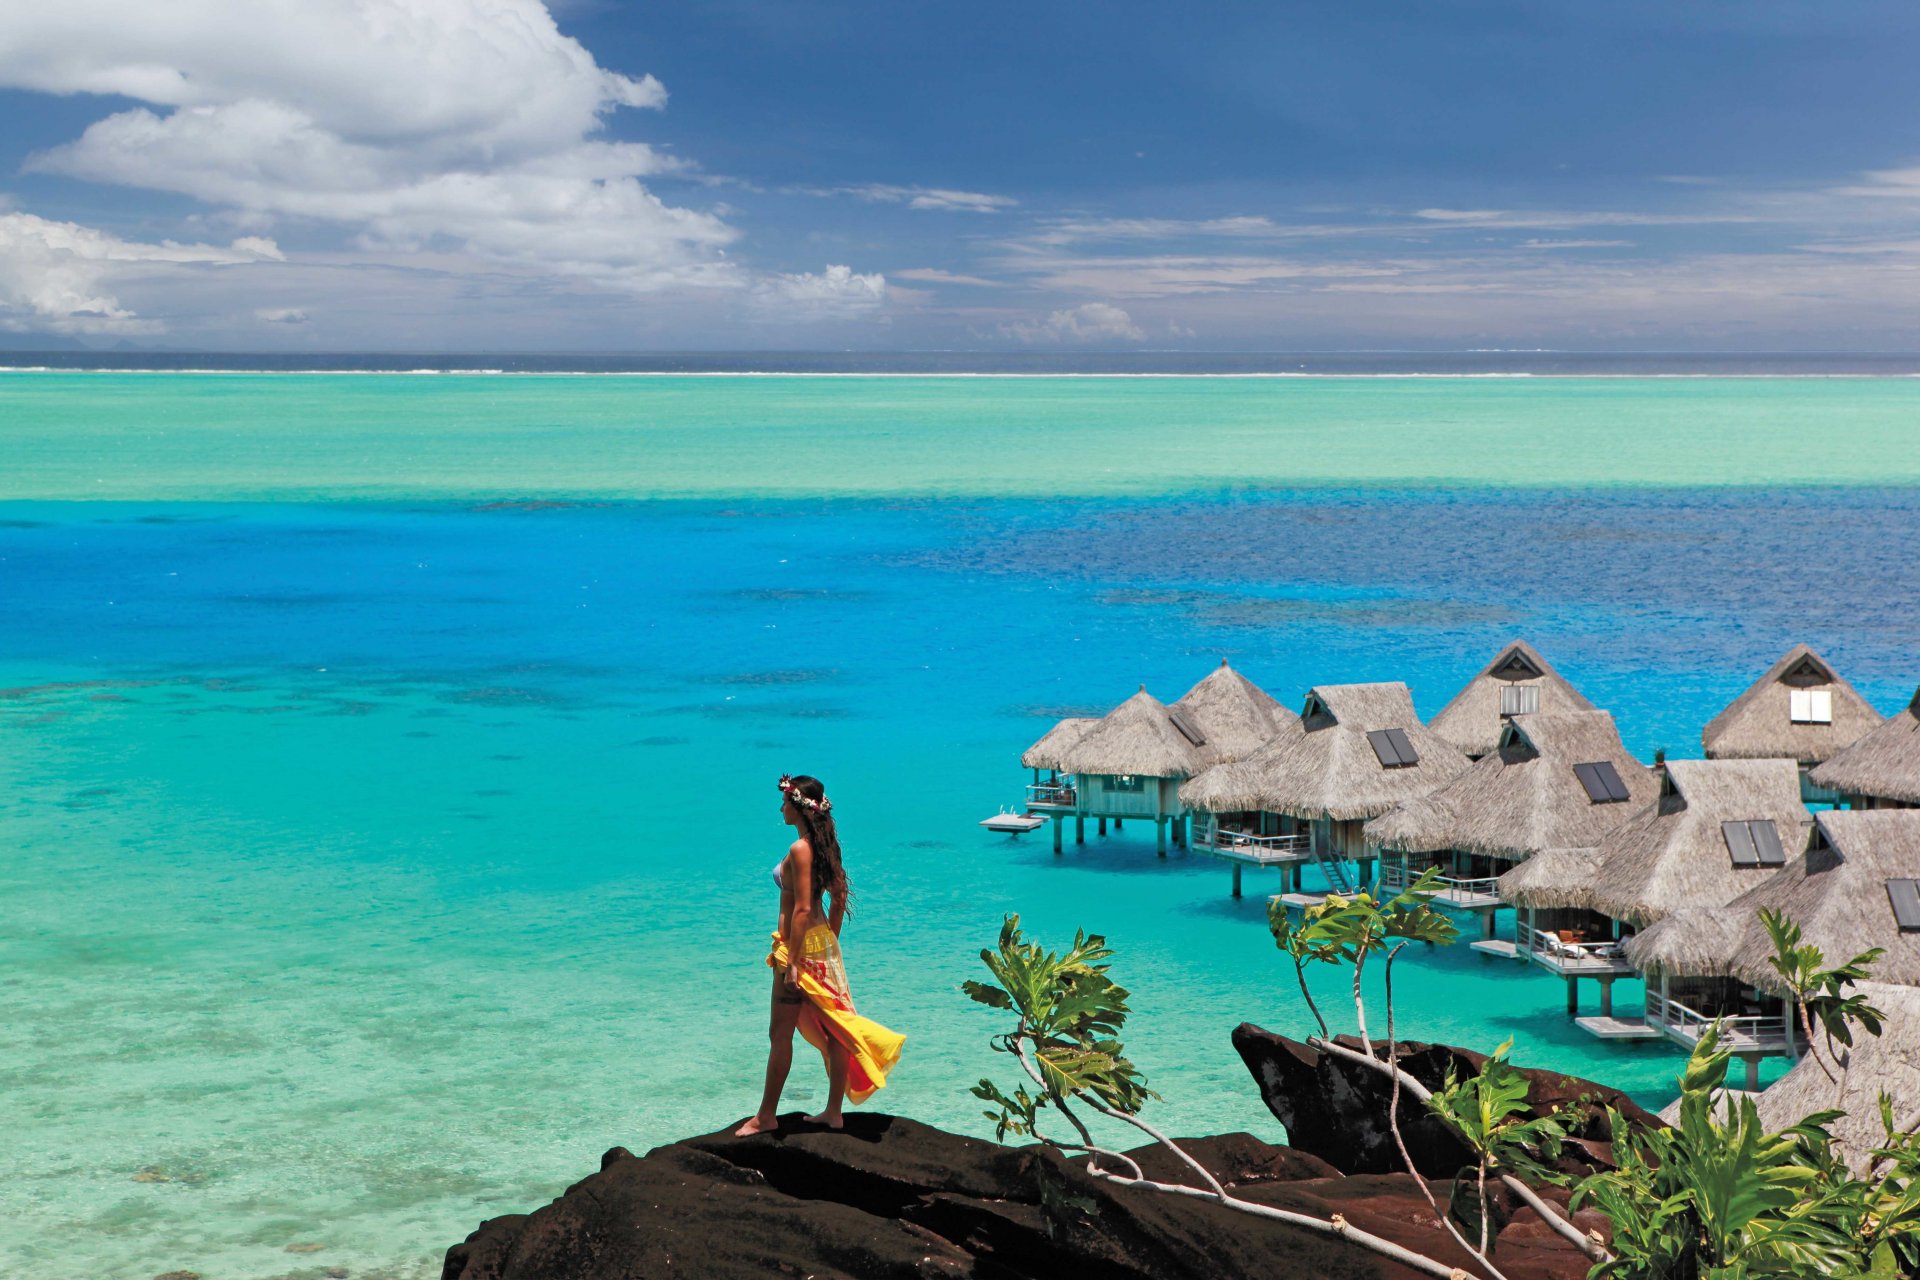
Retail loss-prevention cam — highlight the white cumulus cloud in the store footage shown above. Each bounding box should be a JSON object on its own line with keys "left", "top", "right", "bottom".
{"left": 1001, "top": 302, "right": 1145, "bottom": 345}
{"left": 0, "top": 212, "right": 279, "bottom": 333}
{"left": 751, "top": 264, "right": 887, "bottom": 317}
{"left": 2, "top": 1, "right": 740, "bottom": 292}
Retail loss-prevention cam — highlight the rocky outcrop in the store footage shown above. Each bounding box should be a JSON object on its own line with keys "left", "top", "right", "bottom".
{"left": 443, "top": 1112, "right": 1600, "bottom": 1280}
{"left": 1231, "top": 1023, "right": 1663, "bottom": 1179}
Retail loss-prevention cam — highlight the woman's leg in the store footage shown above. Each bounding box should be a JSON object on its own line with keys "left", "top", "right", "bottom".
{"left": 736, "top": 971, "right": 802, "bottom": 1136}
{"left": 807, "top": 1040, "right": 849, "bottom": 1128}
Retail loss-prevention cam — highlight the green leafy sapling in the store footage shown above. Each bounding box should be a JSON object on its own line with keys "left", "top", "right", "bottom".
{"left": 1760, "top": 907, "right": 1885, "bottom": 1083}
{"left": 964, "top": 913, "right": 1501, "bottom": 1280}
{"left": 1426, "top": 1038, "right": 1572, "bottom": 1255}
{"left": 1267, "top": 866, "right": 1458, "bottom": 1049}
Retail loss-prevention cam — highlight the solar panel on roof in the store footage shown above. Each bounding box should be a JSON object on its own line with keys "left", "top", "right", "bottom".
{"left": 1575, "top": 761, "right": 1630, "bottom": 804}
{"left": 1384, "top": 727, "right": 1418, "bottom": 765}
{"left": 1888, "top": 879, "right": 1920, "bottom": 932}
{"left": 1368, "top": 729, "right": 1414, "bottom": 768}
{"left": 1593, "top": 760, "right": 1629, "bottom": 802}
{"left": 1750, "top": 819, "right": 1786, "bottom": 865}
{"left": 1167, "top": 706, "right": 1208, "bottom": 746}
{"left": 1723, "top": 820, "right": 1760, "bottom": 867}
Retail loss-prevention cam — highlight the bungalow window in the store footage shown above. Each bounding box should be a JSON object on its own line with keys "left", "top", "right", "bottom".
{"left": 1367, "top": 728, "right": 1419, "bottom": 768}
{"left": 1888, "top": 879, "right": 1920, "bottom": 932}
{"left": 1104, "top": 775, "right": 1146, "bottom": 793}
{"left": 1573, "top": 760, "right": 1630, "bottom": 804}
{"left": 1500, "top": 685, "right": 1540, "bottom": 716}
{"left": 1723, "top": 819, "right": 1786, "bottom": 867}
{"left": 1788, "top": 689, "right": 1833, "bottom": 724}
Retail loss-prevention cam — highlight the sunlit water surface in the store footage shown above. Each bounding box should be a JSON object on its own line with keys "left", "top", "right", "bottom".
{"left": 5, "top": 373, "right": 1920, "bottom": 1278}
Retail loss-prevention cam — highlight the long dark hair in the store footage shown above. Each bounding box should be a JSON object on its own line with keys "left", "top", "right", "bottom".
{"left": 786, "top": 774, "right": 852, "bottom": 913}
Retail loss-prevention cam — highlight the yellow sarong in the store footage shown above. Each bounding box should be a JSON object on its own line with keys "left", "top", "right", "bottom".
{"left": 768, "top": 925, "right": 905, "bottom": 1104}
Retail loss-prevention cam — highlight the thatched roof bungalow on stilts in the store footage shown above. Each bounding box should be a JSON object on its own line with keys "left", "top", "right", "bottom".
{"left": 1746, "top": 981, "right": 1920, "bottom": 1176}
{"left": 1498, "top": 757, "right": 1811, "bottom": 1038}
{"left": 1428, "top": 640, "right": 1598, "bottom": 760}
{"left": 1366, "top": 710, "right": 1656, "bottom": 949}
{"left": 1625, "top": 808, "right": 1920, "bottom": 1089}
{"left": 1014, "top": 661, "right": 1295, "bottom": 857}
{"left": 1183, "top": 682, "right": 1468, "bottom": 905}
{"left": 1808, "top": 685, "right": 1920, "bottom": 811}
{"left": 1702, "top": 645, "right": 1883, "bottom": 803}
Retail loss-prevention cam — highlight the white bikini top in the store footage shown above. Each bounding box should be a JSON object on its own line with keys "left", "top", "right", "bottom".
{"left": 772, "top": 857, "right": 786, "bottom": 890}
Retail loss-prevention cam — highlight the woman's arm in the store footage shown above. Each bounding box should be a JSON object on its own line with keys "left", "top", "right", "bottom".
{"left": 783, "top": 839, "right": 813, "bottom": 987}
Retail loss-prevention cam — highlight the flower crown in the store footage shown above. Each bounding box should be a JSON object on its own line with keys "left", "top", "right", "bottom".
{"left": 778, "top": 774, "right": 832, "bottom": 814}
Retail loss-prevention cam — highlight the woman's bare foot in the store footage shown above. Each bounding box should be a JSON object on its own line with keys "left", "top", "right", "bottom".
{"left": 804, "top": 1111, "right": 845, "bottom": 1130}
{"left": 734, "top": 1114, "right": 779, "bottom": 1136}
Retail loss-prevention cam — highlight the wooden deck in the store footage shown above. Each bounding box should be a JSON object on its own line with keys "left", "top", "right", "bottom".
{"left": 1575, "top": 1015, "right": 1664, "bottom": 1041}
{"left": 1469, "top": 939, "right": 1525, "bottom": 960}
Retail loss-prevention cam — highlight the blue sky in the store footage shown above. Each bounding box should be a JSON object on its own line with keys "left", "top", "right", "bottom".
{"left": 3, "top": 1, "right": 1920, "bottom": 349}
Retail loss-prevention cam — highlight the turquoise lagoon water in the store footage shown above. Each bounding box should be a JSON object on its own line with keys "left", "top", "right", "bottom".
{"left": 5, "top": 374, "right": 1920, "bottom": 1279}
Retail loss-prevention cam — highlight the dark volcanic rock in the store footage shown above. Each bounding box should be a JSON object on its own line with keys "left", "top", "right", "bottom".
{"left": 443, "top": 1113, "right": 1597, "bottom": 1280}
{"left": 1232, "top": 1022, "right": 1663, "bottom": 1179}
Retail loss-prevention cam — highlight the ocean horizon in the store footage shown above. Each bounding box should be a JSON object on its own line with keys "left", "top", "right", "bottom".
{"left": 7, "top": 372, "right": 1920, "bottom": 1277}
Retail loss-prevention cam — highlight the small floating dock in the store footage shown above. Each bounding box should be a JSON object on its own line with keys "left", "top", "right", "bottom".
{"left": 979, "top": 811, "right": 1047, "bottom": 834}
{"left": 1469, "top": 939, "right": 1525, "bottom": 961}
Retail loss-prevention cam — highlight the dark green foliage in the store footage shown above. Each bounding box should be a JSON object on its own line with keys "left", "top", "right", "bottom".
{"left": 966, "top": 914, "right": 1158, "bottom": 1141}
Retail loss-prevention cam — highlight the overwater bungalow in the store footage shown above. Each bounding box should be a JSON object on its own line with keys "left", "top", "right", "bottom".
{"left": 1019, "top": 661, "right": 1294, "bottom": 854}
{"left": 1808, "top": 685, "right": 1920, "bottom": 810}
{"left": 1625, "top": 808, "right": 1920, "bottom": 1088}
{"left": 1182, "top": 682, "right": 1469, "bottom": 900}
{"left": 1366, "top": 711, "right": 1656, "bottom": 941}
{"left": 1747, "top": 981, "right": 1920, "bottom": 1175}
{"left": 1427, "top": 640, "right": 1598, "bottom": 760}
{"left": 1702, "top": 645, "right": 1883, "bottom": 803}
{"left": 1497, "top": 758, "right": 1811, "bottom": 1032}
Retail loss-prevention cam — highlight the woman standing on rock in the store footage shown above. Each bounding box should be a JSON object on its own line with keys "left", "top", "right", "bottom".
{"left": 736, "top": 774, "right": 904, "bottom": 1135}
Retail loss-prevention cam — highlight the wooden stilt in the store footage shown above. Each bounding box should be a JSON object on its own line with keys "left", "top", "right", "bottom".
{"left": 1566, "top": 979, "right": 1579, "bottom": 1016}
{"left": 1156, "top": 819, "right": 1167, "bottom": 857}
{"left": 1098, "top": 817, "right": 1107, "bottom": 836}
{"left": 1114, "top": 818, "right": 1124, "bottom": 830}
{"left": 1052, "top": 818, "right": 1062, "bottom": 855}
{"left": 1232, "top": 865, "right": 1243, "bottom": 898}
{"left": 1484, "top": 911, "right": 1498, "bottom": 941}
{"left": 1743, "top": 1056, "right": 1761, "bottom": 1092}
{"left": 1598, "top": 978, "right": 1614, "bottom": 1019}
{"left": 1075, "top": 816, "right": 1085, "bottom": 845}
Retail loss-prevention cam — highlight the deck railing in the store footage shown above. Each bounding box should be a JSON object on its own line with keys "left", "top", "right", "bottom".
{"left": 1026, "top": 782, "right": 1077, "bottom": 808}
{"left": 1646, "top": 991, "right": 1790, "bottom": 1050}
{"left": 1524, "top": 926, "right": 1634, "bottom": 973}
{"left": 1194, "top": 828, "right": 1310, "bottom": 862}
{"left": 1380, "top": 863, "right": 1501, "bottom": 901}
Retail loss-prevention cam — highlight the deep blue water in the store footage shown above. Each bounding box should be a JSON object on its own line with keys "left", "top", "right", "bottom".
{"left": 5, "top": 487, "right": 1919, "bottom": 1278}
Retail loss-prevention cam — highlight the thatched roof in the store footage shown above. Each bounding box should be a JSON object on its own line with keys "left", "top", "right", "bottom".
{"left": 1809, "top": 686, "right": 1920, "bottom": 805}
{"left": 1750, "top": 982, "right": 1920, "bottom": 1176}
{"left": 1625, "top": 809, "right": 1920, "bottom": 993}
{"left": 1021, "top": 717, "right": 1099, "bottom": 771}
{"left": 1180, "top": 682, "right": 1470, "bottom": 821}
{"left": 1497, "top": 846, "right": 1603, "bottom": 910}
{"left": 1056, "top": 688, "right": 1212, "bottom": 779}
{"left": 1584, "top": 759, "right": 1814, "bottom": 928}
{"left": 1702, "top": 645, "right": 1883, "bottom": 765}
{"left": 1365, "top": 711, "right": 1658, "bottom": 862}
{"left": 1170, "top": 660, "right": 1299, "bottom": 764}
{"left": 1428, "top": 640, "right": 1599, "bottom": 758}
